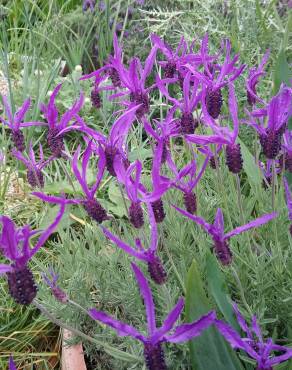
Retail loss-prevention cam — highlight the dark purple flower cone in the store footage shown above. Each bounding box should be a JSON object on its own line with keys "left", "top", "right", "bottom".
{"left": 130, "top": 91, "right": 150, "bottom": 119}
{"left": 290, "top": 224, "right": 292, "bottom": 237}
{"left": 47, "top": 128, "right": 64, "bottom": 157}
{"left": 105, "top": 146, "right": 117, "bottom": 177}
{"left": 247, "top": 90, "right": 256, "bottom": 106}
{"left": 129, "top": 201, "right": 144, "bottom": 228}
{"left": 7, "top": 265, "right": 37, "bottom": 305}
{"left": 180, "top": 112, "right": 195, "bottom": 135}
{"left": 91, "top": 89, "right": 101, "bottom": 109}
{"left": 27, "top": 168, "right": 44, "bottom": 188}
{"left": 183, "top": 191, "right": 197, "bottom": 214}
{"left": 213, "top": 237, "right": 232, "bottom": 266}
{"left": 163, "top": 61, "right": 176, "bottom": 79}
{"left": 206, "top": 88, "right": 223, "bottom": 119}
{"left": 259, "top": 130, "right": 282, "bottom": 159}
{"left": 151, "top": 199, "right": 166, "bottom": 223}
{"left": 144, "top": 342, "right": 167, "bottom": 370}
{"left": 286, "top": 155, "right": 292, "bottom": 172}
{"left": 83, "top": 198, "right": 108, "bottom": 224}
{"left": 210, "top": 155, "right": 217, "bottom": 169}
{"left": 226, "top": 143, "right": 243, "bottom": 174}
{"left": 147, "top": 254, "right": 167, "bottom": 285}
{"left": 10, "top": 129, "right": 25, "bottom": 152}
{"left": 109, "top": 68, "right": 121, "bottom": 88}
{"left": 52, "top": 287, "right": 68, "bottom": 303}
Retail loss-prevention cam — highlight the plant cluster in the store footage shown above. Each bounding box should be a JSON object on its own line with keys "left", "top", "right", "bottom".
{"left": 2, "top": 3, "right": 292, "bottom": 370}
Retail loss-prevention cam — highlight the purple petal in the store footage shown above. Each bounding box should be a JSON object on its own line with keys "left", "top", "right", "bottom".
{"left": 131, "top": 263, "right": 156, "bottom": 336}
{"left": 109, "top": 105, "right": 139, "bottom": 147}
{"left": 9, "top": 356, "right": 17, "bottom": 370}
{"left": 142, "top": 45, "right": 158, "bottom": 85}
{"left": 225, "top": 212, "right": 277, "bottom": 239}
{"left": 29, "top": 201, "right": 66, "bottom": 258}
{"left": 215, "top": 319, "right": 257, "bottom": 358}
{"left": 0, "top": 264, "right": 13, "bottom": 274}
{"left": 59, "top": 91, "right": 84, "bottom": 130}
{"left": 153, "top": 298, "right": 184, "bottom": 342}
{"left": 1, "top": 95, "right": 13, "bottom": 126}
{"left": 101, "top": 226, "right": 146, "bottom": 261}
{"left": 185, "top": 134, "right": 228, "bottom": 145}
{"left": 72, "top": 146, "right": 90, "bottom": 197}
{"left": 11, "top": 149, "right": 30, "bottom": 167}
{"left": 232, "top": 303, "right": 252, "bottom": 338}
{"left": 14, "top": 98, "right": 31, "bottom": 128}
{"left": 269, "top": 347, "right": 292, "bottom": 366}
{"left": 88, "top": 308, "right": 145, "bottom": 342}
{"left": 228, "top": 83, "right": 239, "bottom": 143}
{"left": 172, "top": 205, "right": 211, "bottom": 233}
{"left": 0, "top": 216, "right": 19, "bottom": 260}
{"left": 47, "top": 83, "right": 62, "bottom": 127}
{"left": 214, "top": 208, "right": 225, "bottom": 235}
{"left": 251, "top": 315, "right": 263, "bottom": 342}
{"left": 32, "top": 192, "right": 81, "bottom": 205}
{"left": 165, "top": 311, "right": 216, "bottom": 343}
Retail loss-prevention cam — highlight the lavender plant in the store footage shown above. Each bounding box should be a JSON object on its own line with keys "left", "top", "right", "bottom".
{"left": 2, "top": 16, "right": 292, "bottom": 369}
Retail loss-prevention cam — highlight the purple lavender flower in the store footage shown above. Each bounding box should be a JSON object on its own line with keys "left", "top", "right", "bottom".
{"left": 246, "top": 50, "right": 270, "bottom": 106}
{"left": 40, "top": 83, "right": 84, "bottom": 157}
{"left": 187, "top": 83, "right": 243, "bottom": 174}
{"left": 80, "top": 34, "right": 125, "bottom": 89}
{"left": 58, "top": 105, "right": 139, "bottom": 177}
{"left": 142, "top": 107, "right": 179, "bottom": 164}
{"left": 33, "top": 141, "right": 108, "bottom": 224}
{"left": 283, "top": 177, "right": 292, "bottom": 236}
{"left": 0, "top": 96, "right": 44, "bottom": 152}
{"left": 9, "top": 356, "right": 17, "bottom": 370}
{"left": 156, "top": 71, "right": 202, "bottom": 134}
{"left": 102, "top": 203, "right": 167, "bottom": 284}
{"left": 259, "top": 160, "right": 281, "bottom": 188}
{"left": 0, "top": 202, "right": 65, "bottom": 304}
{"left": 189, "top": 36, "right": 245, "bottom": 119}
{"left": 246, "top": 86, "right": 292, "bottom": 159}
{"left": 173, "top": 206, "right": 277, "bottom": 265}
{"left": 104, "top": 42, "right": 158, "bottom": 119}
{"left": 215, "top": 303, "right": 292, "bottom": 369}
{"left": 82, "top": 0, "right": 95, "bottom": 12}
{"left": 167, "top": 151, "right": 210, "bottom": 214}
{"left": 89, "top": 262, "right": 215, "bottom": 370}
{"left": 151, "top": 34, "right": 214, "bottom": 81}
{"left": 42, "top": 267, "right": 68, "bottom": 303}
{"left": 12, "top": 142, "right": 54, "bottom": 188}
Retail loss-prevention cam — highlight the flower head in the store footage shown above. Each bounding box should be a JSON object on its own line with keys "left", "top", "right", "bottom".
{"left": 12, "top": 142, "right": 54, "bottom": 188}
{"left": 0, "top": 96, "right": 44, "bottom": 152}
{"left": 167, "top": 150, "right": 210, "bottom": 214}
{"left": 42, "top": 267, "right": 68, "bottom": 303}
{"left": 0, "top": 202, "right": 65, "bottom": 304}
{"left": 89, "top": 262, "right": 215, "bottom": 369}
{"left": 102, "top": 202, "right": 167, "bottom": 284}
{"left": 156, "top": 71, "right": 202, "bottom": 134}
{"left": 246, "top": 49, "right": 270, "bottom": 106}
{"left": 40, "top": 83, "right": 84, "bottom": 157}
{"left": 189, "top": 36, "right": 245, "bottom": 119}
{"left": 246, "top": 86, "right": 292, "bottom": 159}
{"left": 216, "top": 304, "right": 292, "bottom": 369}
{"left": 173, "top": 206, "right": 277, "bottom": 265}
{"left": 9, "top": 356, "right": 17, "bottom": 370}
{"left": 82, "top": 0, "right": 95, "bottom": 12}
{"left": 33, "top": 140, "right": 108, "bottom": 224}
